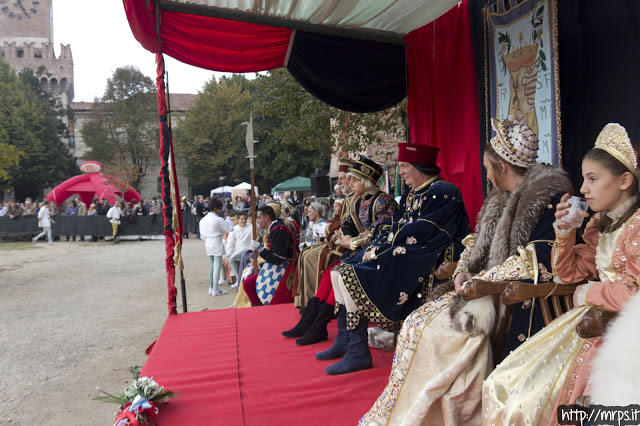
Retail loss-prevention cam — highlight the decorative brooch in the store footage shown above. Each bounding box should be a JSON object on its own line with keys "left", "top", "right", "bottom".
{"left": 393, "top": 246, "right": 407, "bottom": 256}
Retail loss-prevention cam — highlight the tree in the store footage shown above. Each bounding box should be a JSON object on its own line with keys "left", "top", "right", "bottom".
{"left": 175, "top": 70, "right": 407, "bottom": 194}
{"left": 254, "top": 69, "right": 407, "bottom": 154}
{"left": 174, "top": 75, "right": 254, "bottom": 188}
{"left": 0, "top": 58, "right": 78, "bottom": 195}
{"left": 81, "top": 66, "right": 158, "bottom": 190}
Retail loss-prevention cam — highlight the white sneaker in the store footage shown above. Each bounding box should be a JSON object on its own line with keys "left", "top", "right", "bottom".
{"left": 208, "top": 288, "right": 213, "bottom": 295}
{"left": 211, "top": 289, "right": 227, "bottom": 296}
{"left": 230, "top": 283, "right": 239, "bottom": 289}
{"left": 218, "top": 279, "right": 228, "bottom": 285}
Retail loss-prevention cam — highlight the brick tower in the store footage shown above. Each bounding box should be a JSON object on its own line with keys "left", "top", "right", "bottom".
{"left": 0, "top": 0, "right": 74, "bottom": 107}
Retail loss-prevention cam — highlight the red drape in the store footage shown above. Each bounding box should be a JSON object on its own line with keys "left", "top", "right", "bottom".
{"left": 405, "top": 0, "right": 482, "bottom": 230}
{"left": 123, "top": 0, "right": 292, "bottom": 72}
{"left": 156, "top": 53, "right": 178, "bottom": 315}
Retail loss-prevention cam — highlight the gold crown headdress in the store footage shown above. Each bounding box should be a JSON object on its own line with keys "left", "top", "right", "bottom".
{"left": 594, "top": 123, "right": 638, "bottom": 177}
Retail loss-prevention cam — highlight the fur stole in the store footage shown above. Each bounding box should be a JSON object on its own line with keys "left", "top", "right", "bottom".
{"left": 590, "top": 291, "right": 640, "bottom": 405}
{"left": 446, "top": 164, "right": 572, "bottom": 335}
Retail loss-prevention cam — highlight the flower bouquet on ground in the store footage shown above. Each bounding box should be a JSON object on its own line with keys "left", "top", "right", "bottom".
{"left": 94, "top": 367, "right": 178, "bottom": 426}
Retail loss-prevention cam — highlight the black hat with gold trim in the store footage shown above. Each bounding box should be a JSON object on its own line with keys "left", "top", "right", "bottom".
{"left": 349, "top": 157, "right": 383, "bottom": 184}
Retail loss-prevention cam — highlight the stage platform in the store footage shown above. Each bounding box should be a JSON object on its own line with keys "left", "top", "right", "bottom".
{"left": 140, "top": 304, "right": 394, "bottom": 425}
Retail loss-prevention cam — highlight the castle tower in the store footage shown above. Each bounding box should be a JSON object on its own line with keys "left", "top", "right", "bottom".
{"left": 0, "top": 0, "right": 75, "bottom": 146}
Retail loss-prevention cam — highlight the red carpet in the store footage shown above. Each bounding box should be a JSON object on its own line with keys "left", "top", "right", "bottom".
{"left": 141, "top": 304, "right": 394, "bottom": 425}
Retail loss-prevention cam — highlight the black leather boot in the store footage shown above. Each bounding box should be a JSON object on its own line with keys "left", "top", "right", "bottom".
{"left": 282, "top": 297, "right": 321, "bottom": 338}
{"left": 295, "top": 301, "right": 334, "bottom": 346}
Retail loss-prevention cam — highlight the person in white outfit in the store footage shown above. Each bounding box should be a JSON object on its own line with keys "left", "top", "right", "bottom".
{"left": 106, "top": 201, "right": 123, "bottom": 243}
{"left": 33, "top": 201, "right": 55, "bottom": 245}
{"left": 225, "top": 211, "right": 253, "bottom": 288}
{"left": 200, "top": 198, "right": 234, "bottom": 296}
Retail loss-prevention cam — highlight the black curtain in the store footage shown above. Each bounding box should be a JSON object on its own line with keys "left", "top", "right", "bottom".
{"left": 287, "top": 31, "right": 407, "bottom": 113}
{"left": 469, "top": 0, "right": 640, "bottom": 193}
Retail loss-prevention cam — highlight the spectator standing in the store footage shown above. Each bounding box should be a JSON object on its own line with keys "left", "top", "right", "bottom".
{"left": 65, "top": 201, "right": 78, "bottom": 241}
{"left": 76, "top": 196, "right": 87, "bottom": 215}
{"left": 106, "top": 201, "right": 123, "bottom": 243}
{"left": 148, "top": 200, "right": 161, "bottom": 222}
{"left": 23, "top": 198, "right": 36, "bottom": 216}
{"left": 49, "top": 202, "right": 60, "bottom": 217}
{"left": 33, "top": 201, "right": 55, "bottom": 245}
{"left": 73, "top": 197, "right": 86, "bottom": 241}
{"left": 100, "top": 199, "right": 111, "bottom": 215}
{"left": 87, "top": 204, "right": 97, "bottom": 215}
{"left": 7, "top": 200, "right": 22, "bottom": 219}
{"left": 199, "top": 198, "right": 234, "bottom": 296}
{"left": 0, "top": 201, "right": 7, "bottom": 216}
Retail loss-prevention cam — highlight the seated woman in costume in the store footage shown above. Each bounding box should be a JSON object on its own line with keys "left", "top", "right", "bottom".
{"left": 360, "top": 119, "right": 572, "bottom": 425}
{"left": 283, "top": 157, "right": 397, "bottom": 344}
{"left": 299, "top": 201, "right": 327, "bottom": 250}
{"left": 324, "top": 143, "right": 470, "bottom": 375}
{"left": 484, "top": 123, "right": 640, "bottom": 425}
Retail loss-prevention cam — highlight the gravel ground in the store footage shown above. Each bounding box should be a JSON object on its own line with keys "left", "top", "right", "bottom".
{"left": 0, "top": 238, "right": 236, "bottom": 425}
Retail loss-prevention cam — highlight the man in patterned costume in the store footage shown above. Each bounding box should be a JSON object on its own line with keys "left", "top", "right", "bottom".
{"left": 284, "top": 157, "right": 397, "bottom": 346}
{"left": 292, "top": 158, "right": 354, "bottom": 308}
{"left": 324, "top": 143, "right": 470, "bottom": 375}
{"left": 243, "top": 205, "right": 297, "bottom": 306}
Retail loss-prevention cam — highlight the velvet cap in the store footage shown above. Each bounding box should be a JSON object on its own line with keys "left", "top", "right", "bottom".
{"left": 397, "top": 143, "right": 439, "bottom": 166}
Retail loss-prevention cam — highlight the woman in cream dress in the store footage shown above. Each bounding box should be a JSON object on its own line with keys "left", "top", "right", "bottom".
{"left": 484, "top": 123, "right": 640, "bottom": 425}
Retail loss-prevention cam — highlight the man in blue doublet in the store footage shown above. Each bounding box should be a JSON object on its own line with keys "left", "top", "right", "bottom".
{"left": 325, "top": 143, "right": 470, "bottom": 375}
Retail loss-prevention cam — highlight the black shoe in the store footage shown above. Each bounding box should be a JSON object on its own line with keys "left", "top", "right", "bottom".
{"left": 296, "top": 301, "right": 334, "bottom": 346}
{"left": 282, "top": 297, "right": 320, "bottom": 338}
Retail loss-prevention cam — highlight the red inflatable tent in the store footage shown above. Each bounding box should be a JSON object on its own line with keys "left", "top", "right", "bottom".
{"left": 46, "top": 161, "right": 142, "bottom": 208}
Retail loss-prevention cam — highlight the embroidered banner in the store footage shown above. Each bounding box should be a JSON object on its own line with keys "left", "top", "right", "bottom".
{"left": 484, "top": 0, "right": 561, "bottom": 166}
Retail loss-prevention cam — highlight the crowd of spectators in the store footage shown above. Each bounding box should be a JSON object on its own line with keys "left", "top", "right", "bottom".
{"left": 0, "top": 195, "right": 167, "bottom": 242}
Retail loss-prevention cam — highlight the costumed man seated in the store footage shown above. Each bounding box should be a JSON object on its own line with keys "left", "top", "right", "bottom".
{"left": 293, "top": 158, "right": 355, "bottom": 309}
{"left": 283, "top": 157, "right": 397, "bottom": 345}
{"left": 321, "top": 143, "right": 471, "bottom": 375}
{"left": 243, "top": 205, "right": 297, "bottom": 306}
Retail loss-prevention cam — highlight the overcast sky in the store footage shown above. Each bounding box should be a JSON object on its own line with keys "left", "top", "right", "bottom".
{"left": 52, "top": 0, "right": 230, "bottom": 102}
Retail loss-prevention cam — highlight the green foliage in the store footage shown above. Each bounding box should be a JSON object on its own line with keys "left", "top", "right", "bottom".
{"left": 0, "top": 142, "right": 24, "bottom": 181}
{"left": 81, "top": 66, "right": 158, "bottom": 190}
{"left": 176, "top": 70, "right": 406, "bottom": 193}
{"left": 174, "top": 75, "right": 254, "bottom": 188}
{"left": 129, "top": 365, "right": 141, "bottom": 380}
{"left": 254, "top": 69, "right": 406, "bottom": 154}
{"left": 0, "top": 58, "right": 78, "bottom": 194}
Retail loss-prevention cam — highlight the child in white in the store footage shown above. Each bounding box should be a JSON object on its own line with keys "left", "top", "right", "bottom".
{"left": 33, "top": 201, "right": 54, "bottom": 245}
{"left": 226, "top": 211, "right": 253, "bottom": 288}
{"left": 199, "top": 199, "right": 234, "bottom": 296}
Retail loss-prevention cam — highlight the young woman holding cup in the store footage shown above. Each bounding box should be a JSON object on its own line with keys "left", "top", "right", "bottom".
{"left": 484, "top": 123, "right": 640, "bottom": 425}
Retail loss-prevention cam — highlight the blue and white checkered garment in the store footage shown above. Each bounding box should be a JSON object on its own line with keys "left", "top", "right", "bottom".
{"left": 256, "top": 261, "right": 289, "bottom": 305}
